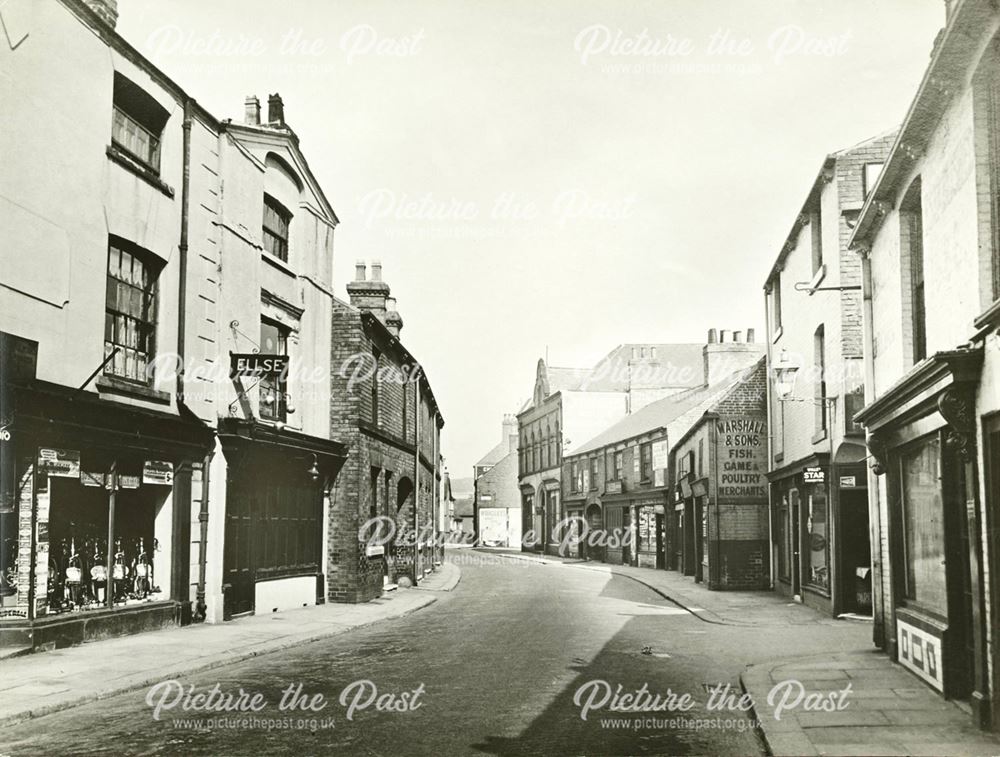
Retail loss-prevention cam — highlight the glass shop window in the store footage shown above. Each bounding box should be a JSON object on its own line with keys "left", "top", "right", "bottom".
{"left": 900, "top": 436, "right": 946, "bottom": 612}
{"left": 806, "top": 484, "right": 830, "bottom": 591}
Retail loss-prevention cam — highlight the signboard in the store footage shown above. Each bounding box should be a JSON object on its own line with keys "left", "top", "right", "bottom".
{"left": 143, "top": 460, "right": 174, "bottom": 486}
{"left": 479, "top": 494, "right": 493, "bottom": 502}
{"left": 365, "top": 544, "right": 385, "bottom": 557}
{"left": 80, "top": 471, "right": 105, "bottom": 487}
{"left": 839, "top": 475, "right": 857, "bottom": 488}
{"left": 38, "top": 448, "right": 80, "bottom": 478}
{"left": 804, "top": 467, "right": 826, "bottom": 484}
{"left": 605, "top": 480, "right": 622, "bottom": 495}
{"left": 716, "top": 417, "right": 767, "bottom": 500}
{"left": 654, "top": 469, "right": 665, "bottom": 487}
{"left": 229, "top": 353, "right": 289, "bottom": 377}
{"left": 119, "top": 475, "right": 140, "bottom": 490}
{"left": 651, "top": 440, "right": 668, "bottom": 470}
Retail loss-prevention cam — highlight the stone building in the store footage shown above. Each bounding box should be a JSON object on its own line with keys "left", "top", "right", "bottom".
{"left": 850, "top": 0, "right": 1000, "bottom": 728}
{"left": 762, "top": 131, "right": 896, "bottom": 618}
{"left": 328, "top": 261, "right": 443, "bottom": 601}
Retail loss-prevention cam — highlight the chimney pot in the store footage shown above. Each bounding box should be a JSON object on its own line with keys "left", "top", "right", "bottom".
{"left": 371, "top": 260, "right": 383, "bottom": 282}
{"left": 733, "top": 330, "right": 743, "bottom": 343}
{"left": 354, "top": 260, "right": 367, "bottom": 281}
{"left": 707, "top": 328, "right": 718, "bottom": 344}
{"left": 267, "top": 93, "right": 285, "bottom": 125}
{"left": 244, "top": 95, "right": 260, "bottom": 125}
{"left": 747, "top": 328, "right": 756, "bottom": 343}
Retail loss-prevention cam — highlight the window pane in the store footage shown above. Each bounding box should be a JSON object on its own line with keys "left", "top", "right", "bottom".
{"left": 901, "top": 437, "right": 946, "bottom": 610}
{"left": 807, "top": 486, "right": 829, "bottom": 590}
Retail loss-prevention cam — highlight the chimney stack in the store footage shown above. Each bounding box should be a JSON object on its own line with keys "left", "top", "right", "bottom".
{"left": 703, "top": 327, "right": 766, "bottom": 385}
{"left": 385, "top": 296, "right": 404, "bottom": 338}
{"left": 503, "top": 414, "right": 519, "bottom": 453}
{"left": 245, "top": 96, "right": 261, "bottom": 125}
{"left": 346, "top": 259, "right": 391, "bottom": 324}
{"left": 84, "top": 0, "right": 118, "bottom": 27}
{"left": 267, "top": 93, "right": 285, "bottom": 126}
{"left": 707, "top": 328, "right": 718, "bottom": 344}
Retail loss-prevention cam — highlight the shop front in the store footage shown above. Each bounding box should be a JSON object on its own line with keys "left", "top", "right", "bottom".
{"left": 858, "top": 348, "right": 988, "bottom": 719}
{"left": 631, "top": 496, "right": 666, "bottom": 569}
{"left": 0, "top": 377, "right": 213, "bottom": 650}
{"left": 217, "top": 418, "right": 346, "bottom": 620}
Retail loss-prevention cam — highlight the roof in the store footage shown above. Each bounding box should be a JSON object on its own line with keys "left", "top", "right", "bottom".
{"left": 567, "top": 365, "right": 757, "bottom": 457}
{"left": 764, "top": 128, "right": 898, "bottom": 287}
{"left": 850, "top": 0, "right": 985, "bottom": 249}
{"left": 475, "top": 440, "right": 509, "bottom": 469}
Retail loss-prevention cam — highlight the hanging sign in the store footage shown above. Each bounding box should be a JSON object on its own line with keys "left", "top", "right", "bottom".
{"left": 143, "top": 460, "right": 174, "bottom": 486}
{"left": 38, "top": 448, "right": 80, "bottom": 478}
{"left": 230, "top": 353, "right": 289, "bottom": 377}
{"left": 804, "top": 467, "right": 825, "bottom": 484}
{"left": 119, "top": 475, "right": 141, "bottom": 490}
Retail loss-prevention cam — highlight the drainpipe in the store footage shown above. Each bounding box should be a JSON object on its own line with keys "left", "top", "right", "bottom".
{"left": 177, "top": 99, "right": 192, "bottom": 402}
{"left": 859, "top": 249, "right": 884, "bottom": 647}
{"left": 414, "top": 379, "right": 421, "bottom": 583}
{"left": 763, "top": 284, "right": 776, "bottom": 589}
{"left": 433, "top": 410, "right": 440, "bottom": 567}
{"left": 194, "top": 450, "right": 212, "bottom": 621}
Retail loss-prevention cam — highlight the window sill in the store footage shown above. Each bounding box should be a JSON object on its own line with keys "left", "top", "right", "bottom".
{"left": 812, "top": 429, "right": 828, "bottom": 444}
{"left": 262, "top": 251, "right": 296, "bottom": 278}
{"left": 773, "top": 452, "right": 784, "bottom": 464}
{"left": 96, "top": 375, "right": 170, "bottom": 404}
{"left": 106, "top": 145, "right": 175, "bottom": 198}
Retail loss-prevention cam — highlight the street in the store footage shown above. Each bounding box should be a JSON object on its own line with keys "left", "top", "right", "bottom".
{"left": 1, "top": 554, "right": 869, "bottom": 756}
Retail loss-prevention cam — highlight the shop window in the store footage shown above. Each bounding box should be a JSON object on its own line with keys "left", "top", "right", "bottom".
{"left": 899, "top": 436, "right": 946, "bottom": 611}
{"left": 111, "top": 73, "right": 168, "bottom": 173}
{"left": 262, "top": 194, "right": 292, "bottom": 263}
{"left": 640, "top": 443, "right": 653, "bottom": 481}
{"left": 806, "top": 484, "right": 829, "bottom": 591}
{"left": 259, "top": 319, "right": 289, "bottom": 422}
{"left": 104, "top": 238, "right": 160, "bottom": 384}
{"left": 41, "top": 450, "right": 169, "bottom": 616}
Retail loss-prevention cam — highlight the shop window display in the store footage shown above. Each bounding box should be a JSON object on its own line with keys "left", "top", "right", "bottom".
{"left": 806, "top": 485, "right": 830, "bottom": 591}
{"left": 38, "top": 448, "right": 171, "bottom": 616}
{"left": 900, "top": 436, "right": 946, "bottom": 612}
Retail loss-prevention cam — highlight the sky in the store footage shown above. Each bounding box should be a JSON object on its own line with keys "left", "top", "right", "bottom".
{"left": 118, "top": 0, "right": 944, "bottom": 476}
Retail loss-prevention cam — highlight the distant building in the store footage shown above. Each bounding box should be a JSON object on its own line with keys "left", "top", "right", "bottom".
{"left": 561, "top": 332, "right": 764, "bottom": 567}
{"left": 474, "top": 415, "right": 520, "bottom": 548}
{"left": 517, "top": 342, "right": 724, "bottom": 554}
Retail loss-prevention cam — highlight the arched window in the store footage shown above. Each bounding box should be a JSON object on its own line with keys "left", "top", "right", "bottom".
{"left": 541, "top": 426, "right": 549, "bottom": 469}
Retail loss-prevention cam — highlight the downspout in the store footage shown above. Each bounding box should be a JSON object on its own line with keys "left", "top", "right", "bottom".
{"left": 859, "top": 248, "right": 884, "bottom": 647}
{"left": 763, "top": 283, "right": 776, "bottom": 589}
{"left": 194, "top": 450, "right": 211, "bottom": 621}
{"left": 433, "top": 410, "right": 440, "bottom": 567}
{"left": 177, "top": 99, "right": 192, "bottom": 402}
{"left": 414, "top": 379, "right": 421, "bottom": 583}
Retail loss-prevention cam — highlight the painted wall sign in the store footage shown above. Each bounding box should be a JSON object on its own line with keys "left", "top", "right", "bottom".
{"left": 142, "top": 460, "right": 174, "bottom": 486}
{"left": 651, "top": 440, "right": 668, "bottom": 470}
{"left": 716, "top": 417, "right": 767, "bottom": 500}
{"left": 37, "top": 448, "right": 80, "bottom": 478}
{"left": 230, "top": 353, "right": 289, "bottom": 377}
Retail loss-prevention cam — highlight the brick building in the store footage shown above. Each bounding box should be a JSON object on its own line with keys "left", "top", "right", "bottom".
{"left": 517, "top": 343, "right": 715, "bottom": 554}
{"left": 849, "top": 0, "right": 1000, "bottom": 729}
{"left": 763, "top": 131, "right": 896, "bottom": 618}
{"left": 473, "top": 416, "right": 521, "bottom": 548}
{"left": 561, "top": 333, "right": 763, "bottom": 568}
{"left": 670, "top": 357, "right": 768, "bottom": 590}
{"left": 328, "top": 262, "right": 443, "bottom": 602}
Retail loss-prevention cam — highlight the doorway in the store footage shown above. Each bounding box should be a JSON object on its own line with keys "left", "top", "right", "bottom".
{"left": 838, "top": 488, "right": 871, "bottom": 614}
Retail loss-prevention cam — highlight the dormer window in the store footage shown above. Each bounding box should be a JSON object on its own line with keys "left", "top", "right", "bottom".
{"left": 111, "top": 73, "right": 168, "bottom": 174}
{"left": 263, "top": 194, "right": 291, "bottom": 263}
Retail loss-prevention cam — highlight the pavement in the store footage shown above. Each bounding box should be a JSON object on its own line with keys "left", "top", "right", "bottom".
{"left": 480, "top": 548, "right": 1000, "bottom": 757}
{"left": 0, "top": 561, "right": 459, "bottom": 728}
